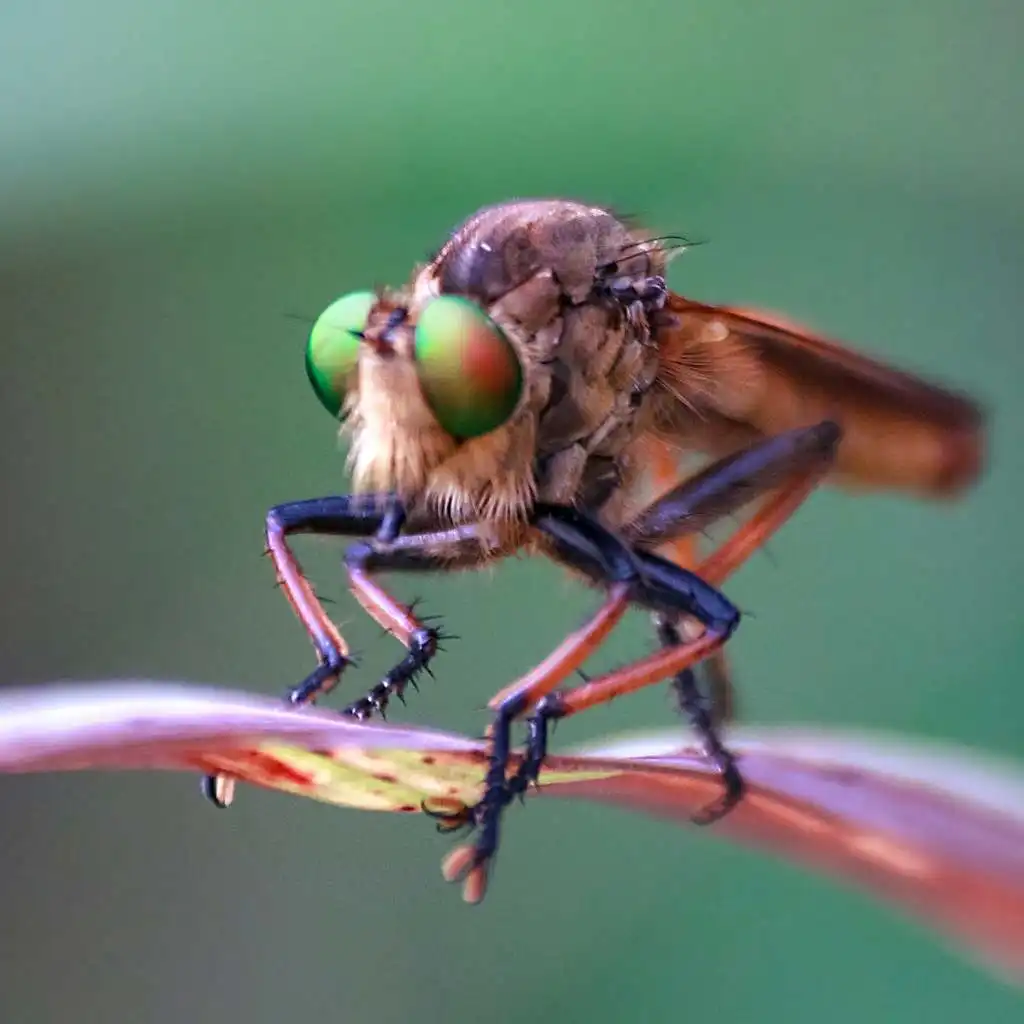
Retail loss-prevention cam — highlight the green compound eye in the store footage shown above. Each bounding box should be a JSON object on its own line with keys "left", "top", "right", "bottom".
{"left": 413, "top": 296, "right": 523, "bottom": 440}
{"left": 305, "top": 290, "right": 376, "bottom": 418}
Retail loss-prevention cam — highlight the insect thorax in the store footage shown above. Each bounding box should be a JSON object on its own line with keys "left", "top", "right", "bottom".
{"left": 530, "top": 298, "right": 661, "bottom": 518}
{"left": 349, "top": 200, "right": 667, "bottom": 533}
{"left": 431, "top": 199, "right": 666, "bottom": 522}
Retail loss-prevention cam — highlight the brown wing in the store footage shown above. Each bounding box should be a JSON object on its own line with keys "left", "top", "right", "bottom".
{"left": 651, "top": 293, "right": 985, "bottom": 499}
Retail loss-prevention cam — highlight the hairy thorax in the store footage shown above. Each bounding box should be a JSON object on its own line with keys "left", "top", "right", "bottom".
{"left": 344, "top": 199, "right": 668, "bottom": 541}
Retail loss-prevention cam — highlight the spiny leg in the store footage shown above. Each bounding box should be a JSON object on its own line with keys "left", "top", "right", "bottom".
{"left": 441, "top": 422, "right": 840, "bottom": 898}
{"left": 269, "top": 502, "right": 492, "bottom": 718}
{"left": 646, "top": 534, "right": 739, "bottom": 731}
{"left": 203, "top": 494, "right": 485, "bottom": 807}
{"left": 510, "top": 441, "right": 834, "bottom": 750}
{"left": 270, "top": 495, "right": 402, "bottom": 710}
{"left": 624, "top": 421, "right": 840, "bottom": 821}
{"left": 336, "top": 523, "right": 491, "bottom": 718}
{"left": 486, "top": 440, "right": 834, "bottom": 822}
{"left": 425, "top": 508, "right": 639, "bottom": 849}
{"left": 438, "top": 506, "right": 741, "bottom": 902}
{"left": 485, "top": 551, "right": 744, "bottom": 824}
{"left": 658, "top": 619, "right": 745, "bottom": 824}
{"left": 202, "top": 494, "right": 393, "bottom": 807}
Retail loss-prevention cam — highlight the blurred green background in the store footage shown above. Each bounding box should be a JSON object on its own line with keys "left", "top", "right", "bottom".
{"left": 1, "top": 1, "right": 1022, "bottom": 1021}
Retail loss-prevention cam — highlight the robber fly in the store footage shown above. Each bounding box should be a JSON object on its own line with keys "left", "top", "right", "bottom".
{"left": 204, "top": 199, "right": 984, "bottom": 902}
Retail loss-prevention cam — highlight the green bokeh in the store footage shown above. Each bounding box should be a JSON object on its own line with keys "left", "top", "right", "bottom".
{"left": 1, "top": 2, "right": 1021, "bottom": 1022}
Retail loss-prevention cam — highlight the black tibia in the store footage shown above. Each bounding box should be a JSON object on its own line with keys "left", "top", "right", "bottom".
{"left": 657, "top": 619, "right": 745, "bottom": 825}
{"left": 441, "top": 503, "right": 740, "bottom": 868}
{"left": 270, "top": 494, "right": 396, "bottom": 703}
{"left": 503, "top": 694, "right": 563, "bottom": 803}
{"left": 202, "top": 494, "right": 490, "bottom": 808}
{"left": 624, "top": 421, "right": 841, "bottom": 549}
{"left": 336, "top": 523, "right": 486, "bottom": 719}
{"left": 290, "top": 513, "right": 484, "bottom": 717}
{"left": 444, "top": 422, "right": 841, "bottom": 856}
{"left": 202, "top": 493, "right": 396, "bottom": 807}
{"left": 512, "top": 524, "right": 739, "bottom": 797}
{"left": 626, "top": 420, "right": 840, "bottom": 728}
{"left": 533, "top": 504, "right": 739, "bottom": 628}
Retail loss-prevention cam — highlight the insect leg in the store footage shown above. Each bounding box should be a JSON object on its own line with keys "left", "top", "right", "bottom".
{"left": 267, "top": 496, "right": 400, "bottom": 707}
{"left": 630, "top": 421, "right": 842, "bottom": 792}
{"left": 657, "top": 617, "right": 746, "bottom": 824}
{"left": 437, "top": 506, "right": 740, "bottom": 902}
{"left": 204, "top": 495, "right": 485, "bottom": 807}
{"left": 625, "top": 422, "right": 841, "bottom": 560}
{"left": 440, "top": 422, "right": 842, "bottom": 895}
{"left": 641, "top": 437, "right": 736, "bottom": 727}
{"left": 203, "top": 494, "right": 394, "bottom": 807}
{"left": 508, "top": 422, "right": 841, "bottom": 814}
{"left": 337, "top": 522, "right": 492, "bottom": 719}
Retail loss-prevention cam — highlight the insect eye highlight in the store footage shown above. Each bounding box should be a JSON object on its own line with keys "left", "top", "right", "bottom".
{"left": 413, "top": 295, "right": 523, "bottom": 440}
{"left": 305, "top": 290, "right": 376, "bottom": 418}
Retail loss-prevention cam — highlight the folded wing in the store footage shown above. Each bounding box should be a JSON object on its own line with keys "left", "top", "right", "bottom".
{"left": 651, "top": 294, "right": 985, "bottom": 499}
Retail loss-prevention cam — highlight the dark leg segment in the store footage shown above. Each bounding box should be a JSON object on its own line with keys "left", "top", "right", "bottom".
{"left": 336, "top": 528, "right": 481, "bottom": 718}
{"left": 657, "top": 619, "right": 745, "bottom": 825}
{"left": 496, "top": 547, "right": 739, "bottom": 804}
{"left": 270, "top": 501, "right": 488, "bottom": 718}
{"left": 266, "top": 495, "right": 394, "bottom": 710}
{"left": 441, "top": 422, "right": 841, "bottom": 901}
{"left": 624, "top": 422, "right": 841, "bottom": 551}
{"left": 438, "top": 509, "right": 741, "bottom": 900}
{"left": 204, "top": 494, "right": 390, "bottom": 807}
{"left": 634, "top": 423, "right": 841, "bottom": 731}
{"left": 203, "top": 494, "right": 486, "bottom": 807}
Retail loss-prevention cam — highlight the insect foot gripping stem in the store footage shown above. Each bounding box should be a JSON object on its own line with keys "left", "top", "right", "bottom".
{"left": 432, "top": 503, "right": 741, "bottom": 904}
{"left": 340, "top": 619, "right": 451, "bottom": 721}
{"left": 657, "top": 619, "right": 744, "bottom": 824}
{"left": 201, "top": 495, "right": 465, "bottom": 809}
